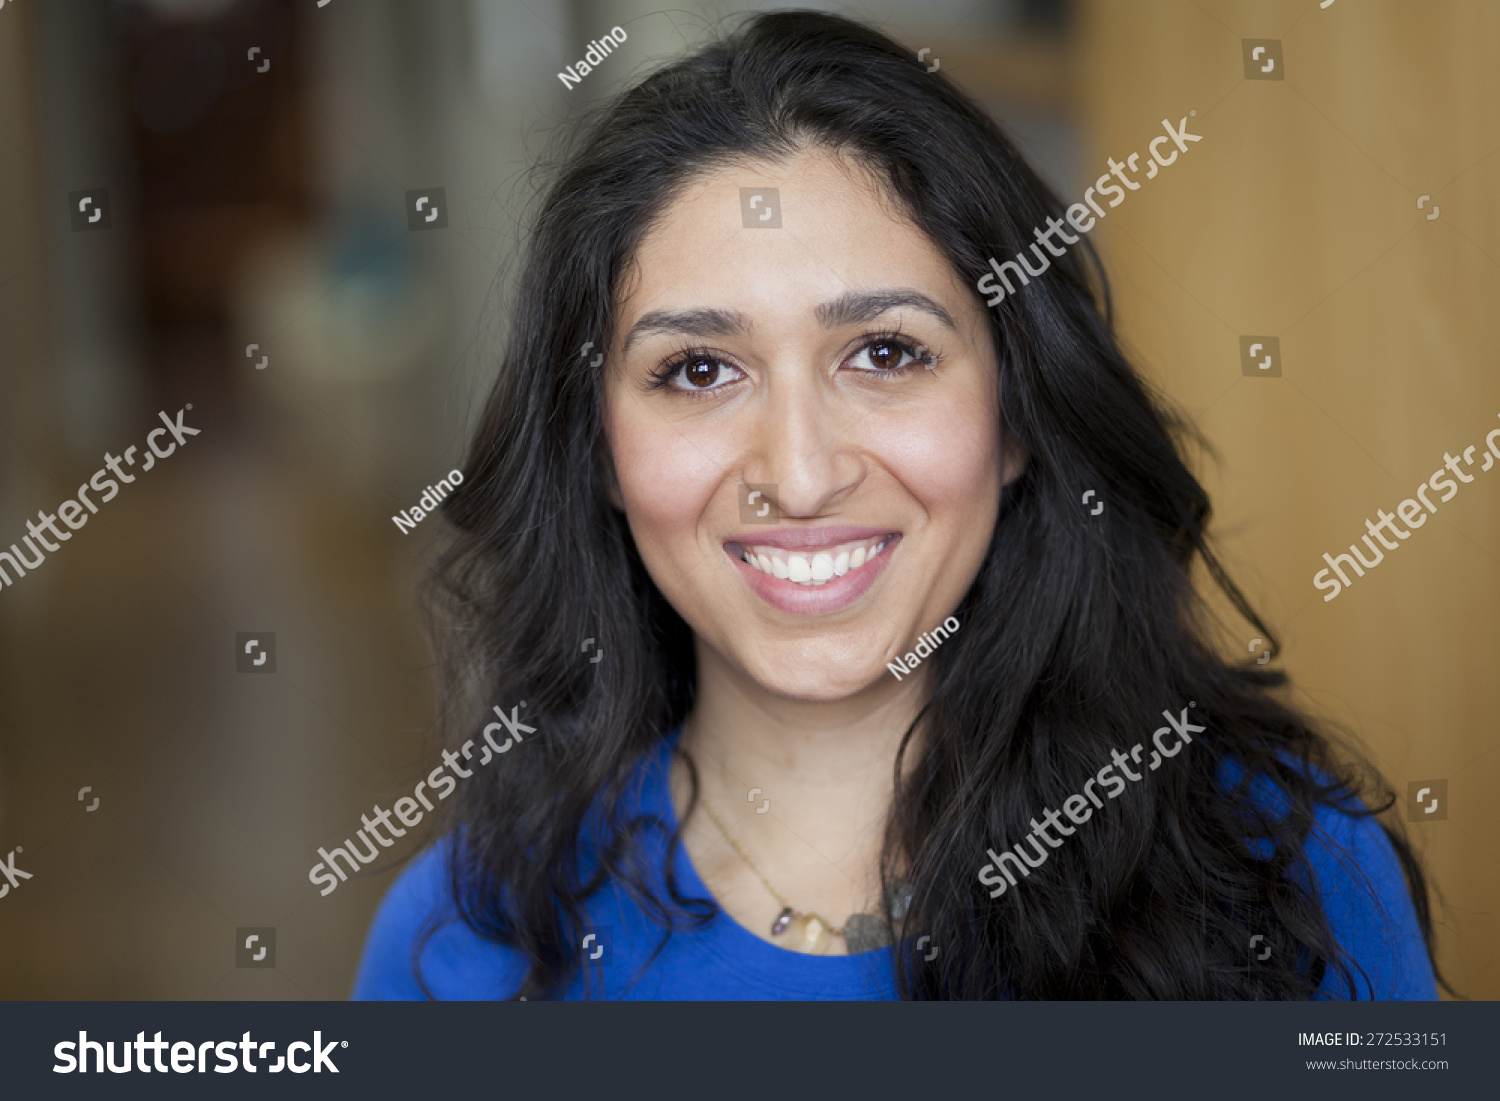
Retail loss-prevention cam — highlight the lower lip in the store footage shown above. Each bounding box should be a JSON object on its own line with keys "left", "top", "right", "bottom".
{"left": 729, "top": 538, "right": 899, "bottom": 615}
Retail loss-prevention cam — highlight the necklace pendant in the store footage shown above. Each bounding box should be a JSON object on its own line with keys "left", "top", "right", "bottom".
{"left": 843, "top": 913, "right": 893, "bottom": 954}
{"left": 770, "top": 907, "right": 794, "bottom": 936}
{"left": 783, "top": 912, "right": 834, "bottom": 954}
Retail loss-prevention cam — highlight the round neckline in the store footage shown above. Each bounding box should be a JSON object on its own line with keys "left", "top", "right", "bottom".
{"left": 645, "top": 728, "right": 898, "bottom": 997}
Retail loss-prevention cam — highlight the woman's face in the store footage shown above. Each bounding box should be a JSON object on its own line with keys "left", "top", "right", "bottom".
{"left": 603, "top": 148, "right": 1020, "bottom": 701}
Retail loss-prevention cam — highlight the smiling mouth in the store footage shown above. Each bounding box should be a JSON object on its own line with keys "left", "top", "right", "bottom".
{"left": 728, "top": 534, "right": 896, "bottom": 587}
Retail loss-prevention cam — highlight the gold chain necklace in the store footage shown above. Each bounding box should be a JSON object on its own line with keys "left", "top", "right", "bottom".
{"left": 699, "top": 797, "right": 905, "bottom": 955}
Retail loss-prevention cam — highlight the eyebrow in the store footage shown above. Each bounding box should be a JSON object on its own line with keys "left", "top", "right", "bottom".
{"left": 620, "top": 289, "right": 956, "bottom": 354}
{"left": 815, "top": 289, "right": 956, "bottom": 331}
{"left": 622, "top": 307, "right": 747, "bottom": 354}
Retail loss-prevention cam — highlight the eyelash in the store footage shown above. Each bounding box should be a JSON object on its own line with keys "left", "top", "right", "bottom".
{"left": 645, "top": 330, "right": 939, "bottom": 395}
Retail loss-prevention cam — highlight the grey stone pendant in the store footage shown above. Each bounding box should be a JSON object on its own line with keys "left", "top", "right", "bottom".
{"left": 843, "top": 913, "right": 893, "bottom": 954}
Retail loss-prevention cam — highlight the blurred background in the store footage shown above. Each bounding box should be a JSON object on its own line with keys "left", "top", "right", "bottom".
{"left": 0, "top": 0, "right": 1493, "bottom": 999}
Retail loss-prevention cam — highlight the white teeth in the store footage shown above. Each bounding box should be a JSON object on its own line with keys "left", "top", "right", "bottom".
{"left": 737, "top": 535, "right": 894, "bottom": 586}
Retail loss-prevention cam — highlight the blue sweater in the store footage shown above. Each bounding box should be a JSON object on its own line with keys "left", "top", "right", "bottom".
{"left": 352, "top": 732, "right": 1438, "bottom": 1000}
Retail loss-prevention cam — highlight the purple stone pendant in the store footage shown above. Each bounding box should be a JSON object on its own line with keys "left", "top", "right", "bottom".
{"left": 770, "top": 907, "right": 794, "bottom": 936}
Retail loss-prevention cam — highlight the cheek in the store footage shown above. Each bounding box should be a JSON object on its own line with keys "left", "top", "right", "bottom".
{"left": 607, "top": 400, "right": 724, "bottom": 554}
{"left": 875, "top": 395, "right": 1002, "bottom": 518}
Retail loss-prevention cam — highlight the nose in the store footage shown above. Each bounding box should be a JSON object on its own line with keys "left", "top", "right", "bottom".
{"left": 741, "top": 367, "right": 865, "bottom": 517}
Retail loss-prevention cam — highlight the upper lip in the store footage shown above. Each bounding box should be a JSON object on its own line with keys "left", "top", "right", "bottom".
{"left": 724, "top": 525, "right": 898, "bottom": 551}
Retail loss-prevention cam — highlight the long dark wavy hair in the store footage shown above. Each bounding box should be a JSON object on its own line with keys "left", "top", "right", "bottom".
{"left": 423, "top": 9, "right": 1445, "bottom": 999}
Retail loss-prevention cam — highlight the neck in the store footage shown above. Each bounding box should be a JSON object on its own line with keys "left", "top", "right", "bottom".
{"left": 675, "top": 635, "right": 930, "bottom": 924}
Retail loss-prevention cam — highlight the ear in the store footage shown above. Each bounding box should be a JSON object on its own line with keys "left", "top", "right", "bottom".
{"left": 999, "top": 428, "right": 1029, "bottom": 489}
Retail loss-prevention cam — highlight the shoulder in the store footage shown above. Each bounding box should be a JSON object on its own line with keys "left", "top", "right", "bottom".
{"left": 1218, "top": 756, "right": 1438, "bottom": 1001}
{"left": 1302, "top": 791, "right": 1438, "bottom": 1000}
{"left": 351, "top": 839, "right": 528, "bottom": 1000}
{"left": 352, "top": 736, "right": 681, "bottom": 1001}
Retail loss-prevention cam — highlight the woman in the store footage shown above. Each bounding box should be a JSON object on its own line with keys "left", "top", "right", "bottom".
{"left": 353, "top": 10, "right": 1442, "bottom": 1000}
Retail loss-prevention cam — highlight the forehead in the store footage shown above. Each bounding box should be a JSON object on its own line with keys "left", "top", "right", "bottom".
{"left": 618, "top": 148, "right": 969, "bottom": 325}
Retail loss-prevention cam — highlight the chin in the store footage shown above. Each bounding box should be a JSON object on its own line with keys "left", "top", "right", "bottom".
{"left": 741, "top": 653, "right": 894, "bottom": 702}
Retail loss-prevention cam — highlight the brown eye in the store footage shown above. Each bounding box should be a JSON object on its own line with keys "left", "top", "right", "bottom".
{"left": 868, "top": 340, "right": 905, "bottom": 370}
{"left": 684, "top": 356, "right": 719, "bottom": 387}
